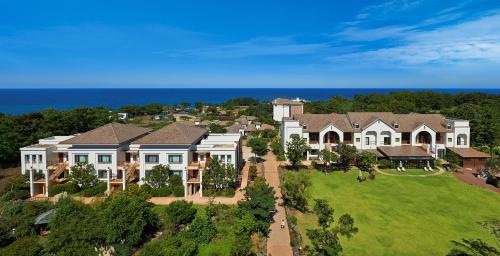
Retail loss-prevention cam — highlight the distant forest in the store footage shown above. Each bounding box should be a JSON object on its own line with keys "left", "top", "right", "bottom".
{"left": 1, "top": 91, "right": 498, "bottom": 167}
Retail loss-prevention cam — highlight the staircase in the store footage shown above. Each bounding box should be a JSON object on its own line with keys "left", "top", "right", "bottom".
{"left": 49, "top": 163, "right": 67, "bottom": 182}
{"left": 125, "top": 162, "right": 139, "bottom": 182}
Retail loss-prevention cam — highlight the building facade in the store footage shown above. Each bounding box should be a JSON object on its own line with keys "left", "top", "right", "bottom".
{"left": 272, "top": 98, "right": 304, "bottom": 122}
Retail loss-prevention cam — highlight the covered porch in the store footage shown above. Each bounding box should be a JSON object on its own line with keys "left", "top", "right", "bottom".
{"left": 377, "top": 146, "right": 435, "bottom": 169}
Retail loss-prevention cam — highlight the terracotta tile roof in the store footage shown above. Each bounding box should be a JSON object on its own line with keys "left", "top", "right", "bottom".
{"left": 447, "top": 147, "right": 491, "bottom": 158}
{"left": 346, "top": 112, "right": 448, "bottom": 132}
{"left": 293, "top": 113, "right": 353, "bottom": 132}
{"left": 377, "top": 146, "right": 432, "bottom": 158}
{"left": 225, "top": 124, "right": 241, "bottom": 133}
{"left": 132, "top": 123, "right": 208, "bottom": 145}
{"left": 272, "top": 98, "right": 304, "bottom": 105}
{"left": 260, "top": 124, "right": 276, "bottom": 130}
{"left": 61, "top": 123, "right": 151, "bottom": 145}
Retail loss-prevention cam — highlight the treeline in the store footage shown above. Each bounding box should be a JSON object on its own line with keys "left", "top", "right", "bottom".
{"left": 304, "top": 91, "right": 500, "bottom": 147}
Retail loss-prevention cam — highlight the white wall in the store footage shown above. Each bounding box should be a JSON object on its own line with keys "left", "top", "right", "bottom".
{"left": 67, "top": 148, "right": 119, "bottom": 180}
{"left": 360, "top": 120, "right": 399, "bottom": 149}
{"left": 273, "top": 104, "right": 290, "bottom": 122}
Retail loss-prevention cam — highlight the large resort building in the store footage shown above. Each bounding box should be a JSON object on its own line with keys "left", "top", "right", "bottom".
{"left": 277, "top": 98, "right": 489, "bottom": 170}
{"left": 20, "top": 122, "right": 242, "bottom": 198}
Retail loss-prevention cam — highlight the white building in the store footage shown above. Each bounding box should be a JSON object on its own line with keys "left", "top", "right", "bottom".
{"left": 272, "top": 98, "right": 304, "bottom": 122}
{"left": 21, "top": 122, "right": 242, "bottom": 198}
{"left": 281, "top": 112, "right": 477, "bottom": 168}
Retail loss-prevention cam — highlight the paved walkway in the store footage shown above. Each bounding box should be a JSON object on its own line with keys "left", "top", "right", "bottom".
{"left": 453, "top": 170, "right": 500, "bottom": 193}
{"left": 262, "top": 151, "right": 293, "bottom": 256}
{"left": 375, "top": 166, "right": 445, "bottom": 177}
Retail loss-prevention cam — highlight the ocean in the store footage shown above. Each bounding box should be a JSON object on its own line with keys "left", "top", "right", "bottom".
{"left": 0, "top": 88, "right": 499, "bottom": 115}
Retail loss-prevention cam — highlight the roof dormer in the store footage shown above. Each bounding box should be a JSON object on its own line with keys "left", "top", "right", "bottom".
{"left": 353, "top": 122, "right": 359, "bottom": 129}
{"left": 392, "top": 122, "right": 399, "bottom": 129}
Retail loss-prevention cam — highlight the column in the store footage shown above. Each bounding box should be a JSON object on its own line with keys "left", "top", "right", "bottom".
{"left": 199, "top": 169, "right": 203, "bottom": 197}
{"left": 44, "top": 169, "right": 50, "bottom": 197}
{"left": 106, "top": 167, "right": 111, "bottom": 194}
{"left": 29, "top": 168, "right": 34, "bottom": 197}
{"left": 122, "top": 168, "right": 127, "bottom": 191}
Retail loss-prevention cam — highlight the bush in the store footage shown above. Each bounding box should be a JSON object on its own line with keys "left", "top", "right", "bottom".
{"left": 249, "top": 165, "right": 257, "bottom": 181}
{"left": 49, "top": 182, "right": 79, "bottom": 196}
{"left": 1, "top": 190, "right": 30, "bottom": 201}
{"left": 78, "top": 182, "right": 107, "bottom": 197}
{"left": 0, "top": 236, "right": 42, "bottom": 256}
{"left": 368, "top": 172, "right": 376, "bottom": 180}
{"left": 172, "top": 185, "right": 185, "bottom": 197}
{"left": 289, "top": 215, "right": 298, "bottom": 226}
{"left": 150, "top": 187, "right": 172, "bottom": 197}
{"left": 485, "top": 176, "right": 499, "bottom": 188}
{"left": 378, "top": 159, "right": 392, "bottom": 169}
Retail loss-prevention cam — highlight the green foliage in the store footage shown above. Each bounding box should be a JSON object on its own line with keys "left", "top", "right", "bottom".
{"left": 445, "top": 150, "right": 463, "bottom": 167}
{"left": 0, "top": 236, "right": 43, "bottom": 256}
{"left": 447, "top": 239, "right": 499, "bottom": 256}
{"left": 78, "top": 182, "right": 107, "bottom": 197}
{"left": 172, "top": 185, "right": 185, "bottom": 197}
{"left": 356, "top": 151, "right": 377, "bottom": 173}
{"left": 0, "top": 175, "right": 30, "bottom": 200}
{"left": 286, "top": 135, "right": 311, "bottom": 168}
{"left": 45, "top": 198, "right": 105, "bottom": 256}
{"left": 48, "top": 182, "right": 80, "bottom": 196}
{"left": 164, "top": 200, "right": 197, "bottom": 232}
{"left": 143, "top": 164, "right": 173, "bottom": 188}
{"left": 238, "top": 177, "right": 276, "bottom": 235}
{"left": 304, "top": 200, "right": 358, "bottom": 256}
{"left": 248, "top": 137, "right": 269, "bottom": 158}
{"left": 271, "top": 140, "right": 286, "bottom": 161}
{"left": 139, "top": 234, "right": 198, "bottom": 256}
{"left": 202, "top": 157, "right": 237, "bottom": 196}
{"left": 101, "top": 194, "right": 158, "bottom": 247}
{"left": 281, "top": 171, "right": 311, "bottom": 212}
{"left": 68, "top": 162, "right": 99, "bottom": 189}
{"left": 186, "top": 214, "right": 216, "bottom": 244}
{"left": 378, "top": 159, "right": 392, "bottom": 169}
{"left": 209, "top": 123, "right": 226, "bottom": 133}
{"left": 320, "top": 149, "right": 338, "bottom": 172}
{"left": 146, "top": 186, "right": 172, "bottom": 197}
{"left": 336, "top": 143, "right": 357, "bottom": 172}
{"left": 249, "top": 165, "right": 258, "bottom": 181}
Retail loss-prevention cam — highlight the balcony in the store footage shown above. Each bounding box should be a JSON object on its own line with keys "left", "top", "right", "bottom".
{"left": 188, "top": 161, "right": 206, "bottom": 170}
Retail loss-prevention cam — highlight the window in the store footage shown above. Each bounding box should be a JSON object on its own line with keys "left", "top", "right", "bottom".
{"left": 356, "top": 138, "right": 360, "bottom": 143}
{"left": 75, "top": 155, "right": 88, "bottom": 163}
{"left": 227, "top": 155, "right": 232, "bottom": 163}
{"left": 32, "top": 155, "right": 37, "bottom": 163}
{"left": 145, "top": 154, "right": 159, "bottom": 164}
{"left": 354, "top": 123, "right": 359, "bottom": 128}
{"left": 97, "top": 169, "right": 108, "bottom": 179}
{"left": 38, "top": 155, "right": 43, "bottom": 163}
{"left": 383, "top": 137, "right": 391, "bottom": 145}
{"left": 448, "top": 138, "right": 452, "bottom": 143}
{"left": 395, "top": 138, "right": 400, "bottom": 143}
{"left": 168, "top": 155, "right": 183, "bottom": 164}
{"left": 25, "top": 155, "right": 30, "bottom": 163}
{"left": 393, "top": 123, "right": 399, "bottom": 129}
{"left": 365, "top": 137, "right": 370, "bottom": 145}
{"left": 447, "top": 124, "right": 452, "bottom": 129}
{"left": 172, "top": 170, "right": 182, "bottom": 176}
{"left": 98, "top": 154, "right": 112, "bottom": 164}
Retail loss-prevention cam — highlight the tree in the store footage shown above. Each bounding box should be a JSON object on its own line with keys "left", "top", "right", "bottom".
{"left": 186, "top": 214, "right": 216, "bottom": 244}
{"left": 356, "top": 151, "right": 377, "bottom": 173}
{"left": 68, "top": 162, "right": 99, "bottom": 189}
{"left": 237, "top": 177, "right": 276, "bottom": 235}
{"left": 304, "top": 200, "right": 358, "bottom": 256}
{"left": 320, "top": 149, "right": 338, "bottom": 173}
{"left": 208, "top": 123, "right": 226, "bottom": 133}
{"left": 143, "top": 164, "right": 172, "bottom": 188}
{"left": 447, "top": 239, "right": 499, "bottom": 256}
{"left": 45, "top": 198, "right": 105, "bottom": 256}
{"left": 286, "top": 135, "right": 311, "bottom": 169}
{"left": 0, "top": 236, "right": 43, "bottom": 256}
{"left": 248, "top": 137, "right": 269, "bottom": 160}
{"left": 101, "top": 194, "right": 158, "bottom": 248}
{"left": 202, "top": 156, "right": 237, "bottom": 195}
{"left": 164, "top": 200, "right": 197, "bottom": 232}
{"left": 195, "top": 101, "right": 203, "bottom": 112}
{"left": 336, "top": 143, "right": 357, "bottom": 172}
{"left": 281, "top": 171, "right": 311, "bottom": 212}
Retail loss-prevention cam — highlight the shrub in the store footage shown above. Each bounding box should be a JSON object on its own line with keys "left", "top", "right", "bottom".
{"left": 150, "top": 187, "right": 172, "bottom": 197}
{"left": 0, "top": 236, "right": 42, "bottom": 256}
{"left": 1, "top": 190, "right": 30, "bottom": 201}
{"left": 172, "top": 186, "right": 185, "bottom": 197}
{"left": 78, "top": 182, "right": 107, "bottom": 197}
{"left": 164, "top": 200, "right": 197, "bottom": 231}
{"left": 49, "top": 182, "right": 79, "bottom": 196}
{"left": 249, "top": 165, "right": 257, "bottom": 181}
{"left": 378, "top": 159, "right": 392, "bottom": 169}
{"left": 289, "top": 215, "right": 298, "bottom": 226}
{"left": 368, "top": 172, "right": 376, "bottom": 180}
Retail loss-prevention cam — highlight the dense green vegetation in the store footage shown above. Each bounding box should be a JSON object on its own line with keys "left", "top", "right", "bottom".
{"left": 295, "top": 170, "right": 500, "bottom": 255}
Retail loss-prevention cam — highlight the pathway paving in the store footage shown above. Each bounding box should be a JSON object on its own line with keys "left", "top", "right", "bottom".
{"left": 262, "top": 150, "right": 293, "bottom": 256}
{"left": 453, "top": 170, "right": 500, "bottom": 193}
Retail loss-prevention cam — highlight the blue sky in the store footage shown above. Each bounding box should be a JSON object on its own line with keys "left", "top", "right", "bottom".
{"left": 1, "top": 0, "right": 499, "bottom": 88}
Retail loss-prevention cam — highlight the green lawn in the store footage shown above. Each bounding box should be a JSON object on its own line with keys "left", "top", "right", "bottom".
{"left": 295, "top": 170, "right": 500, "bottom": 256}
{"left": 381, "top": 168, "right": 438, "bottom": 175}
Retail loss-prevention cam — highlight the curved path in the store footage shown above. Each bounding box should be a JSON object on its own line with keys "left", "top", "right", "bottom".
{"left": 375, "top": 166, "right": 445, "bottom": 177}
{"left": 262, "top": 150, "right": 293, "bottom": 256}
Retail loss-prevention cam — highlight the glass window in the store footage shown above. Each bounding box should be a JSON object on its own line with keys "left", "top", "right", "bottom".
{"left": 448, "top": 138, "right": 452, "bottom": 142}
{"left": 365, "top": 137, "right": 370, "bottom": 145}
{"left": 98, "top": 154, "right": 112, "bottom": 164}
{"left": 395, "top": 138, "right": 400, "bottom": 143}
{"left": 98, "top": 169, "right": 108, "bottom": 179}
{"left": 32, "top": 155, "right": 37, "bottom": 163}
{"left": 145, "top": 154, "right": 159, "bottom": 164}
{"left": 25, "top": 155, "right": 30, "bottom": 163}
{"left": 38, "top": 155, "right": 43, "bottom": 163}
{"left": 172, "top": 170, "right": 182, "bottom": 176}
{"left": 356, "top": 138, "right": 360, "bottom": 143}
{"left": 75, "top": 155, "right": 88, "bottom": 163}
{"left": 227, "top": 155, "right": 232, "bottom": 163}
{"left": 168, "top": 155, "right": 183, "bottom": 164}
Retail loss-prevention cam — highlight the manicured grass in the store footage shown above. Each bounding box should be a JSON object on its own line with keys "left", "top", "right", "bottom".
{"left": 295, "top": 170, "right": 500, "bottom": 256}
{"left": 381, "top": 168, "right": 438, "bottom": 175}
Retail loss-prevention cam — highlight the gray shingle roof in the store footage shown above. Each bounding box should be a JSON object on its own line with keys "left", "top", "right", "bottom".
{"left": 132, "top": 123, "right": 208, "bottom": 145}
{"left": 61, "top": 123, "right": 151, "bottom": 145}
